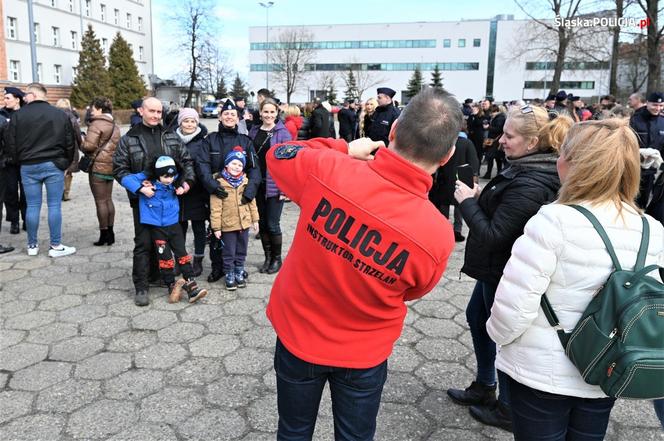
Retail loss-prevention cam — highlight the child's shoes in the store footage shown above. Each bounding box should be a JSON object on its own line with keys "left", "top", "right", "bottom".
{"left": 225, "top": 273, "right": 237, "bottom": 291}
{"left": 235, "top": 268, "right": 247, "bottom": 288}
{"left": 183, "top": 279, "right": 208, "bottom": 303}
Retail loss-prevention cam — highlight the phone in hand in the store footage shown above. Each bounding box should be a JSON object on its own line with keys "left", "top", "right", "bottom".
{"left": 456, "top": 164, "right": 475, "bottom": 188}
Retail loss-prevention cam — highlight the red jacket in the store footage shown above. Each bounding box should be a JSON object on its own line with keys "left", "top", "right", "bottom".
{"left": 284, "top": 115, "right": 303, "bottom": 141}
{"left": 266, "top": 138, "right": 455, "bottom": 368}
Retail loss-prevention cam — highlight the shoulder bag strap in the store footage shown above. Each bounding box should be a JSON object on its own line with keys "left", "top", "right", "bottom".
{"left": 570, "top": 204, "right": 622, "bottom": 271}
{"left": 634, "top": 216, "right": 649, "bottom": 271}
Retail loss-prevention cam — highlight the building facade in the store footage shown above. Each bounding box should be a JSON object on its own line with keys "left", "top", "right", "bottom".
{"left": 248, "top": 16, "right": 611, "bottom": 103}
{"left": 2, "top": 0, "right": 153, "bottom": 90}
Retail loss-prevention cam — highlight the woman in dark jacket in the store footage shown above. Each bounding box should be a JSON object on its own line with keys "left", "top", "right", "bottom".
{"left": 467, "top": 103, "right": 488, "bottom": 164}
{"left": 248, "top": 98, "right": 292, "bottom": 274}
{"left": 175, "top": 108, "right": 208, "bottom": 277}
{"left": 446, "top": 105, "right": 573, "bottom": 431}
{"left": 482, "top": 105, "right": 506, "bottom": 179}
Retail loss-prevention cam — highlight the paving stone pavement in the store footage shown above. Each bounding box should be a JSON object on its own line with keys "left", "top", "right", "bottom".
{"left": 1, "top": 167, "right": 663, "bottom": 440}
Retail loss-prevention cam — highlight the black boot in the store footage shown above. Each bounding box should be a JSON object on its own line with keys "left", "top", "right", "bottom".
{"left": 93, "top": 229, "right": 109, "bottom": 246}
{"left": 107, "top": 226, "right": 115, "bottom": 245}
{"left": 259, "top": 232, "right": 271, "bottom": 273}
{"left": 469, "top": 401, "right": 512, "bottom": 432}
{"left": 192, "top": 256, "right": 203, "bottom": 277}
{"left": 207, "top": 267, "right": 224, "bottom": 282}
{"left": 183, "top": 279, "right": 208, "bottom": 303}
{"left": 267, "top": 234, "right": 282, "bottom": 274}
{"left": 447, "top": 381, "right": 496, "bottom": 406}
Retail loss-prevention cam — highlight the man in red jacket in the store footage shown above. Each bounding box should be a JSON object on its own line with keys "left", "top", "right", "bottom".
{"left": 266, "top": 87, "right": 461, "bottom": 440}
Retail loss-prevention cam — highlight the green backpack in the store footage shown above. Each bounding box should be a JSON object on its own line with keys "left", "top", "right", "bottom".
{"left": 540, "top": 205, "right": 664, "bottom": 399}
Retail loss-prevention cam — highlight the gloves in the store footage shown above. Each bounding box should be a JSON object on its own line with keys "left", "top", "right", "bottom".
{"left": 214, "top": 185, "right": 228, "bottom": 199}
{"left": 241, "top": 195, "right": 252, "bottom": 205}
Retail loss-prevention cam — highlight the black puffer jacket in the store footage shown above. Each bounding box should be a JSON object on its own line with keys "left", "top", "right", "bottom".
{"left": 310, "top": 105, "right": 330, "bottom": 138}
{"left": 177, "top": 125, "right": 208, "bottom": 221}
{"left": 630, "top": 106, "right": 664, "bottom": 151}
{"left": 459, "top": 153, "right": 560, "bottom": 285}
{"left": 367, "top": 104, "right": 400, "bottom": 146}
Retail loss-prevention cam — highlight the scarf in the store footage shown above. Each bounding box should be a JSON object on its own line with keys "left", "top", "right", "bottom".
{"left": 176, "top": 126, "right": 201, "bottom": 144}
{"left": 506, "top": 151, "right": 558, "bottom": 171}
{"left": 221, "top": 169, "right": 245, "bottom": 188}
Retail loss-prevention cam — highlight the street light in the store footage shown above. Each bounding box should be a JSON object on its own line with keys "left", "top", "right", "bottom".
{"left": 259, "top": 2, "right": 274, "bottom": 90}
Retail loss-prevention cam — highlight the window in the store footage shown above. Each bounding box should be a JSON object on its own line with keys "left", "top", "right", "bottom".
{"left": 128, "top": 43, "right": 133, "bottom": 54}
{"left": 54, "top": 65, "right": 62, "bottom": 84}
{"left": 69, "top": 0, "right": 74, "bottom": 12}
{"left": 523, "top": 80, "right": 595, "bottom": 90}
{"left": 126, "top": 13, "right": 132, "bottom": 29}
{"left": 458, "top": 38, "right": 466, "bottom": 48}
{"left": 71, "top": 31, "right": 78, "bottom": 49}
{"left": 443, "top": 39, "right": 450, "bottom": 48}
{"left": 72, "top": 66, "right": 78, "bottom": 79}
{"left": 100, "top": 4, "right": 106, "bottom": 21}
{"left": 101, "top": 38, "right": 108, "bottom": 52}
{"left": 7, "top": 17, "right": 17, "bottom": 40}
{"left": 139, "top": 46, "right": 144, "bottom": 60}
{"left": 114, "top": 9, "right": 119, "bottom": 25}
{"left": 250, "top": 39, "right": 437, "bottom": 51}
{"left": 85, "top": 0, "right": 91, "bottom": 17}
{"left": 52, "top": 27, "right": 60, "bottom": 46}
{"left": 473, "top": 38, "right": 481, "bottom": 47}
{"left": 34, "top": 23, "right": 40, "bottom": 43}
{"left": 37, "top": 63, "right": 43, "bottom": 82}
{"left": 51, "top": 0, "right": 57, "bottom": 6}
{"left": 9, "top": 60, "right": 20, "bottom": 82}
{"left": 525, "top": 61, "right": 610, "bottom": 70}
{"left": 138, "top": 17, "right": 143, "bottom": 31}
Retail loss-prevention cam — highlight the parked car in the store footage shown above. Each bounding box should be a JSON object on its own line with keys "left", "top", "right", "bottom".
{"left": 201, "top": 101, "right": 220, "bottom": 118}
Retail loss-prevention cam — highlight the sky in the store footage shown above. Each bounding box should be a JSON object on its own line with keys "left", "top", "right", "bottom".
{"left": 151, "top": 0, "right": 528, "bottom": 82}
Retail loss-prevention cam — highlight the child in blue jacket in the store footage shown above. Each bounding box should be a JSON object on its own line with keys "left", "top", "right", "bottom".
{"left": 121, "top": 156, "right": 207, "bottom": 303}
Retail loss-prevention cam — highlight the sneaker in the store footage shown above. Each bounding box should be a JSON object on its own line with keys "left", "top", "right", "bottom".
{"left": 182, "top": 279, "right": 208, "bottom": 303}
{"left": 235, "top": 269, "right": 247, "bottom": 288}
{"left": 225, "top": 273, "right": 237, "bottom": 291}
{"left": 48, "top": 244, "right": 76, "bottom": 258}
{"left": 27, "top": 245, "right": 39, "bottom": 256}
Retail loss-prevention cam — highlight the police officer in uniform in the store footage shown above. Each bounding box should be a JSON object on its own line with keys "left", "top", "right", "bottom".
{"left": 630, "top": 92, "right": 664, "bottom": 208}
{"left": 366, "top": 87, "right": 400, "bottom": 146}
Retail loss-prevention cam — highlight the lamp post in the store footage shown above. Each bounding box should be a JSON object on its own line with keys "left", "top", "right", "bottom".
{"left": 259, "top": 2, "right": 274, "bottom": 90}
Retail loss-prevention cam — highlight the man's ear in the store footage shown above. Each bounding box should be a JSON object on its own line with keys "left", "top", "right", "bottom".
{"left": 439, "top": 145, "right": 456, "bottom": 167}
{"left": 387, "top": 119, "right": 399, "bottom": 144}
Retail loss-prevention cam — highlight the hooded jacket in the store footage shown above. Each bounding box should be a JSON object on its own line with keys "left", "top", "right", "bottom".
{"left": 121, "top": 172, "right": 180, "bottom": 227}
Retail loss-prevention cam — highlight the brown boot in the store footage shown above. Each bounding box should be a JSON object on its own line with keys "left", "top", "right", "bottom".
{"left": 168, "top": 278, "right": 185, "bottom": 303}
{"left": 183, "top": 279, "right": 208, "bottom": 303}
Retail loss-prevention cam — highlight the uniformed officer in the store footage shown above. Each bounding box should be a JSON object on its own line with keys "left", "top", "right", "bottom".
{"left": 366, "top": 87, "right": 400, "bottom": 146}
{"left": 630, "top": 91, "right": 664, "bottom": 208}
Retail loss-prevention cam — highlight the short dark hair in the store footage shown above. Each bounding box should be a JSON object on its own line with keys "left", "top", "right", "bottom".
{"left": 257, "top": 88, "right": 271, "bottom": 98}
{"left": 91, "top": 96, "right": 113, "bottom": 114}
{"left": 393, "top": 87, "right": 462, "bottom": 165}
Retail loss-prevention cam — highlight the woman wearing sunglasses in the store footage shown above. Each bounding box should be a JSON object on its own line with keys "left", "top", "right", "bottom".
{"left": 447, "top": 105, "right": 573, "bottom": 431}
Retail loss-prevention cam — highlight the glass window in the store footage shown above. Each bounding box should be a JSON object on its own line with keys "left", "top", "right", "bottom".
{"left": 85, "top": 0, "right": 91, "bottom": 17}
{"left": 102, "top": 38, "right": 108, "bottom": 53}
{"left": 9, "top": 60, "right": 20, "bottom": 82}
{"left": 7, "top": 17, "right": 17, "bottom": 39}
{"left": 458, "top": 39, "right": 466, "bottom": 48}
{"left": 71, "top": 31, "right": 78, "bottom": 49}
{"left": 69, "top": 0, "right": 74, "bottom": 12}
{"left": 33, "top": 23, "right": 40, "bottom": 43}
{"left": 51, "top": 0, "right": 57, "bottom": 6}
{"left": 139, "top": 46, "right": 144, "bottom": 60}
{"left": 138, "top": 17, "right": 143, "bottom": 31}
{"left": 37, "top": 63, "right": 43, "bottom": 82}
{"left": 72, "top": 66, "right": 78, "bottom": 79}
{"left": 101, "top": 4, "right": 106, "bottom": 21}
{"left": 129, "top": 43, "right": 133, "bottom": 53}
{"left": 473, "top": 38, "right": 481, "bottom": 47}
{"left": 52, "top": 27, "right": 60, "bottom": 46}
{"left": 443, "top": 39, "right": 450, "bottom": 48}
{"left": 54, "top": 65, "right": 62, "bottom": 84}
{"left": 114, "top": 9, "right": 119, "bottom": 25}
{"left": 126, "top": 13, "right": 132, "bottom": 29}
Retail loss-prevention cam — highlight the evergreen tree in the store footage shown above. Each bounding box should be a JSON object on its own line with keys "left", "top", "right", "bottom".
{"left": 325, "top": 78, "right": 338, "bottom": 104}
{"left": 230, "top": 73, "right": 248, "bottom": 100}
{"left": 214, "top": 77, "right": 228, "bottom": 100}
{"left": 405, "top": 67, "right": 424, "bottom": 99}
{"left": 430, "top": 64, "right": 444, "bottom": 89}
{"left": 70, "top": 25, "right": 111, "bottom": 108}
{"left": 108, "top": 32, "right": 145, "bottom": 109}
{"left": 344, "top": 69, "right": 358, "bottom": 101}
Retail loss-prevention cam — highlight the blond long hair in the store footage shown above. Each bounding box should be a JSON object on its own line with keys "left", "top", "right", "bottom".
{"left": 558, "top": 119, "right": 641, "bottom": 213}
{"left": 507, "top": 106, "right": 574, "bottom": 153}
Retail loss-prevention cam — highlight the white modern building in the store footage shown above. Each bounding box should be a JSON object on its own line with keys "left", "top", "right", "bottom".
{"left": 2, "top": 0, "right": 153, "bottom": 90}
{"left": 248, "top": 16, "right": 611, "bottom": 103}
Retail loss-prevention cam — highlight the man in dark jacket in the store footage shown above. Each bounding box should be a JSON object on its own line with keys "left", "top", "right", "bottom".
{"left": 338, "top": 100, "right": 357, "bottom": 142}
{"left": 5, "top": 83, "right": 76, "bottom": 258}
{"left": 367, "top": 87, "right": 400, "bottom": 146}
{"left": 309, "top": 98, "right": 330, "bottom": 138}
{"left": 113, "top": 97, "right": 196, "bottom": 306}
{"left": 630, "top": 92, "right": 664, "bottom": 208}
{"left": 0, "top": 116, "right": 14, "bottom": 254}
{"left": 196, "top": 99, "right": 262, "bottom": 282}
{"left": 2, "top": 86, "right": 26, "bottom": 234}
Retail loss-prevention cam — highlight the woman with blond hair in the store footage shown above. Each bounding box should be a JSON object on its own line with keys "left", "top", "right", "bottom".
{"left": 283, "top": 105, "right": 303, "bottom": 141}
{"left": 487, "top": 118, "right": 664, "bottom": 439}
{"left": 359, "top": 97, "right": 378, "bottom": 138}
{"left": 55, "top": 98, "right": 82, "bottom": 201}
{"left": 448, "top": 105, "right": 573, "bottom": 431}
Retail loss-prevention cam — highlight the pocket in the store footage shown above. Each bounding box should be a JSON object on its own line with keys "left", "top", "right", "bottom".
{"left": 344, "top": 360, "right": 388, "bottom": 391}
{"left": 531, "top": 388, "right": 568, "bottom": 401}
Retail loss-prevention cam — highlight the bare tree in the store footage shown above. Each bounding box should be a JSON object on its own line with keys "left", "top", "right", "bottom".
{"left": 341, "top": 59, "right": 385, "bottom": 100}
{"left": 198, "top": 43, "right": 231, "bottom": 96}
{"left": 618, "top": 36, "right": 650, "bottom": 92}
{"left": 637, "top": 0, "right": 664, "bottom": 92}
{"left": 609, "top": 0, "right": 625, "bottom": 94}
{"left": 269, "top": 29, "right": 317, "bottom": 103}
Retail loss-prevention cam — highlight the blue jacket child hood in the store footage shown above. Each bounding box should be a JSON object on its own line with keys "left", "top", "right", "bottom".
{"left": 121, "top": 171, "right": 180, "bottom": 227}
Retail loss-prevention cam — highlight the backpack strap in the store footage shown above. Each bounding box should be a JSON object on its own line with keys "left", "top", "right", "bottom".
{"left": 634, "top": 216, "right": 649, "bottom": 271}
{"left": 540, "top": 294, "right": 571, "bottom": 348}
{"left": 570, "top": 205, "right": 622, "bottom": 271}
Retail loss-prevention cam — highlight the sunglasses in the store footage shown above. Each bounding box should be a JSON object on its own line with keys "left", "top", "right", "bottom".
{"left": 520, "top": 105, "right": 541, "bottom": 132}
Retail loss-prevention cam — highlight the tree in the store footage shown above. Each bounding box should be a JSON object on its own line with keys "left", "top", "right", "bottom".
{"left": 618, "top": 37, "right": 649, "bottom": 93}
{"left": 343, "top": 59, "right": 386, "bottom": 100}
{"left": 430, "top": 64, "right": 444, "bottom": 88}
{"left": 637, "top": 0, "right": 664, "bottom": 92}
{"left": 608, "top": 0, "right": 625, "bottom": 95}
{"left": 325, "top": 77, "right": 338, "bottom": 104}
{"left": 107, "top": 32, "right": 145, "bottom": 109}
{"left": 215, "top": 76, "right": 228, "bottom": 100}
{"left": 269, "top": 28, "right": 317, "bottom": 103}
{"left": 344, "top": 69, "right": 359, "bottom": 101}
{"left": 230, "top": 73, "right": 248, "bottom": 99}
{"left": 405, "top": 67, "right": 424, "bottom": 98}
{"left": 70, "top": 25, "right": 111, "bottom": 108}
{"left": 199, "top": 44, "right": 230, "bottom": 95}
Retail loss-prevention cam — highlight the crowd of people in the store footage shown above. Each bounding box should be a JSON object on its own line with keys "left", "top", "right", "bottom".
{"left": 0, "top": 80, "right": 663, "bottom": 440}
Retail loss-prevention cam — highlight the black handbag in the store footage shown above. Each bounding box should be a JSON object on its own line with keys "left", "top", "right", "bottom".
{"left": 78, "top": 155, "right": 93, "bottom": 173}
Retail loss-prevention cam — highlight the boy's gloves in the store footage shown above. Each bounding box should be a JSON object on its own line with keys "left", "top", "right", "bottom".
{"left": 214, "top": 185, "right": 228, "bottom": 199}
{"left": 241, "top": 195, "right": 252, "bottom": 205}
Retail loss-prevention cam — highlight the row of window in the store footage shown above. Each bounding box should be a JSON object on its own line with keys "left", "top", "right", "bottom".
{"left": 524, "top": 81, "right": 596, "bottom": 90}
{"left": 8, "top": 60, "right": 64, "bottom": 84}
{"left": 250, "top": 62, "right": 480, "bottom": 72}
{"left": 525, "top": 61, "right": 610, "bottom": 70}
{"left": 250, "top": 38, "right": 481, "bottom": 50}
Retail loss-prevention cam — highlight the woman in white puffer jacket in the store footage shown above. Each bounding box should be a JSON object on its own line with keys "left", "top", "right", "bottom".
{"left": 487, "top": 118, "right": 664, "bottom": 440}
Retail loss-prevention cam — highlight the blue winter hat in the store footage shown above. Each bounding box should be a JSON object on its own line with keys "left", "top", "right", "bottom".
{"left": 225, "top": 148, "right": 246, "bottom": 168}
{"left": 155, "top": 155, "right": 177, "bottom": 176}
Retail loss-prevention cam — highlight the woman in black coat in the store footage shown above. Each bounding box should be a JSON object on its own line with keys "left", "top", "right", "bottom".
{"left": 467, "top": 103, "right": 488, "bottom": 164}
{"left": 482, "top": 105, "right": 506, "bottom": 179}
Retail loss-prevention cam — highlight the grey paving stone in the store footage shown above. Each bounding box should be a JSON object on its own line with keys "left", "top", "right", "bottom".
{"left": 247, "top": 393, "right": 278, "bottom": 432}
{"left": 413, "top": 317, "right": 465, "bottom": 338}
{"left": 0, "top": 342, "right": 48, "bottom": 371}
{"left": 415, "top": 361, "right": 473, "bottom": 390}
{"left": 12, "top": 258, "right": 51, "bottom": 270}
{"left": 398, "top": 326, "right": 425, "bottom": 345}
{"left": 240, "top": 432, "right": 275, "bottom": 441}
{"left": 262, "top": 370, "right": 276, "bottom": 391}
{"left": 389, "top": 344, "right": 424, "bottom": 372}
{"left": 609, "top": 399, "right": 661, "bottom": 428}
{"left": 428, "top": 428, "right": 485, "bottom": 441}
{"left": 157, "top": 321, "right": 205, "bottom": 343}
{"left": 179, "top": 304, "right": 225, "bottom": 323}
{"left": 9, "top": 361, "right": 72, "bottom": 391}
{"left": 25, "top": 322, "right": 77, "bottom": 346}
{"left": 81, "top": 316, "right": 129, "bottom": 338}
{"left": 0, "top": 329, "right": 25, "bottom": 349}
{"left": 412, "top": 299, "right": 460, "bottom": 319}
{"left": 164, "top": 357, "right": 222, "bottom": 387}
{"left": 87, "top": 267, "right": 127, "bottom": 282}
{"left": 18, "top": 284, "right": 63, "bottom": 301}
{"left": 241, "top": 326, "right": 276, "bottom": 349}
{"left": 90, "top": 251, "right": 127, "bottom": 263}
{"left": 415, "top": 337, "right": 473, "bottom": 362}
{"left": 85, "top": 289, "right": 130, "bottom": 305}
{"left": 36, "top": 378, "right": 101, "bottom": 412}
{"left": 131, "top": 310, "right": 177, "bottom": 330}
{"left": 107, "top": 277, "right": 135, "bottom": 291}
{"left": 107, "top": 330, "right": 157, "bottom": 352}
{"left": 189, "top": 334, "right": 240, "bottom": 358}
{"left": 108, "top": 299, "right": 146, "bottom": 317}
{"left": 0, "top": 372, "right": 7, "bottom": 388}
{"left": 4, "top": 310, "right": 56, "bottom": 330}
{"left": 140, "top": 387, "right": 204, "bottom": 424}
{"left": 66, "top": 399, "right": 137, "bottom": 439}
{"left": 69, "top": 261, "right": 108, "bottom": 274}
{"left": 38, "top": 294, "right": 83, "bottom": 311}
{"left": 375, "top": 403, "right": 431, "bottom": 440}
{"left": 104, "top": 369, "right": 163, "bottom": 400}
{"left": 0, "top": 269, "right": 28, "bottom": 282}
{"left": 65, "top": 281, "right": 109, "bottom": 295}
{"left": 58, "top": 304, "right": 107, "bottom": 323}
{"left": 206, "top": 314, "right": 254, "bottom": 334}
{"left": 419, "top": 389, "right": 485, "bottom": 430}
{"left": 48, "top": 271, "right": 89, "bottom": 286}
{"left": 50, "top": 336, "right": 104, "bottom": 362}
{"left": 135, "top": 343, "right": 187, "bottom": 369}
{"left": 251, "top": 309, "right": 272, "bottom": 327}
{"left": 207, "top": 375, "right": 263, "bottom": 408}
{"left": 75, "top": 352, "right": 132, "bottom": 380}
{"left": 178, "top": 408, "right": 248, "bottom": 440}
{"left": 108, "top": 423, "right": 179, "bottom": 441}
{"left": 0, "top": 300, "right": 36, "bottom": 318}
{"left": 223, "top": 297, "right": 266, "bottom": 315}
{"left": 0, "top": 413, "right": 66, "bottom": 441}
{"left": 383, "top": 372, "right": 427, "bottom": 404}
{"left": 225, "top": 348, "right": 273, "bottom": 375}
{"left": 610, "top": 427, "right": 664, "bottom": 441}
{"left": 0, "top": 390, "right": 34, "bottom": 424}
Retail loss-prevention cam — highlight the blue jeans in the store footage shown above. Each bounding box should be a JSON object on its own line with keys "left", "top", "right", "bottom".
{"left": 20, "top": 161, "right": 65, "bottom": 246}
{"left": 654, "top": 399, "right": 664, "bottom": 428}
{"left": 274, "top": 339, "right": 387, "bottom": 441}
{"left": 506, "top": 375, "right": 615, "bottom": 440}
